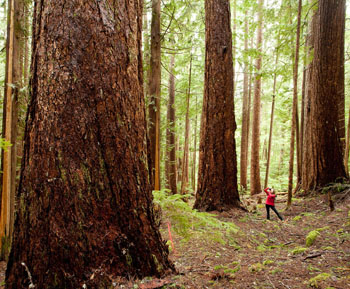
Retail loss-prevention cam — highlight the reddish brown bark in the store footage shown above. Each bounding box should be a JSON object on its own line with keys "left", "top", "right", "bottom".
{"left": 250, "top": 0, "right": 264, "bottom": 195}
{"left": 165, "top": 54, "right": 177, "bottom": 194}
{"left": 194, "top": 0, "right": 240, "bottom": 211}
{"left": 6, "top": 1, "right": 173, "bottom": 288}
{"left": 148, "top": 0, "right": 161, "bottom": 190}
{"left": 302, "top": 0, "right": 346, "bottom": 191}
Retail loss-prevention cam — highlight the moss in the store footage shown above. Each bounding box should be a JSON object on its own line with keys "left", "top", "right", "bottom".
{"left": 306, "top": 230, "right": 320, "bottom": 247}
{"left": 291, "top": 247, "right": 307, "bottom": 255}
{"left": 152, "top": 254, "right": 163, "bottom": 273}
{"left": 263, "top": 260, "right": 274, "bottom": 266}
{"left": 270, "top": 268, "right": 282, "bottom": 275}
{"left": 126, "top": 254, "right": 133, "bottom": 267}
{"left": 249, "top": 263, "right": 264, "bottom": 273}
{"left": 293, "top": 215, "right": 302, "bottom": 222}
{"left": 308, "top": 273, "right": 331, "bottom": 288}
{"left": 321, "top": 246, "right": 334, "bottom": 251}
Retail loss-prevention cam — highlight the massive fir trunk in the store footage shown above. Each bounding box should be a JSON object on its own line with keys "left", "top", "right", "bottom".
{"left": 250, "top": 0, "right": 264, "bottom": 195}
{"left": 165, "top": 54, "right": 177, "bottom": 194}
{"left": 302, "top": 0, "right": 346, "bottom": 191}
{"left": 6, "top": 1, "right": 173, "bottom": 288}
{"left": 194, "top": 0, "right": 240, "bottom": 211}
{"left": 148, "top": 0, "right": 161, "bottom": 190}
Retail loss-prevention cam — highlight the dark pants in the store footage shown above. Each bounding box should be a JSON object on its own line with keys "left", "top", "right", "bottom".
{"left": 266, "top": 204, "right": 283, "bottom": 220}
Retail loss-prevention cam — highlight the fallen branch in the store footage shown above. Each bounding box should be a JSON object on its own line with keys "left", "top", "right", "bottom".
{"left": 303, "top": 252, "right": 322, "bottom": 261}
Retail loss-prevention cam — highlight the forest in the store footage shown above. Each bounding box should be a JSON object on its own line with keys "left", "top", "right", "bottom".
{"left": 0, "top": 0, "right": 348, "bottom": 288}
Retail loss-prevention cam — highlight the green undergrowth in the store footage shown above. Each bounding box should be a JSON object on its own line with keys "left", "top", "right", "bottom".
{"left": 153, "top": 190, "right": 239, "bottom": 244}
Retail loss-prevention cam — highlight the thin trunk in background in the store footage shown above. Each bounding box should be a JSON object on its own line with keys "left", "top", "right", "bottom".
{"left": 287, "top": 0, "right": 302, "bottom": 208}
{"left": 166, "top": 54, "right": 177, "bottom": 194}
{"left": 250, "top": 0, "right": 264, "bottom": 195}
{"left": 0, "top": 0, "right": 23, "bottom": 258}
{"left": 148, "top": 0, "right": 161, "bottom": 190}
{"left": 240, "top": 10, "right": 249, "bottom": 190}
{"left": 264, "top": 47, "right": 278, "bottom": 188}
{"left": 345, "top": 103, "right": 350, "bottom": 175}
{"left": 191, "top": 91, "right": 198, "bottom": 192}
{"left": 181, "top": 56, "right": 192, "bottom": 195}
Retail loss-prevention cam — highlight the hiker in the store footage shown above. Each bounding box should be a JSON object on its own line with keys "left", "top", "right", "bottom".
{"left": 264, "top": 187, "right": 283, "bottom": 221}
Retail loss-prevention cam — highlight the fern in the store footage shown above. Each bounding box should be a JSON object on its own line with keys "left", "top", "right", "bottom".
{"left": 153, "top": 190, "right": 239, "bottom": 244}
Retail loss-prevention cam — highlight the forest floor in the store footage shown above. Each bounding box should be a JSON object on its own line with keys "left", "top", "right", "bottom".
{"left": 144, "top": 191, "right": 350, "bottom": 289}
{"left": 0, "top": 191, "right": 349, "bottom": 289}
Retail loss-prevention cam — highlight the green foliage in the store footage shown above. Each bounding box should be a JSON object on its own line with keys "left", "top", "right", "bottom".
{"left": 263, "top": 260, "right": 274, "bottom": 266}
{"left": 307, "top": 273, "right": 331, "bottom": 288}
{"left": 153, "top": 190, "right": 239, "bottom": 244}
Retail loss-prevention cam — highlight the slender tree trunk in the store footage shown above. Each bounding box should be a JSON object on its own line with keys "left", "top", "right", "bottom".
{"left": 345, "top": 103, "right": 350, "bottom": 175}
{"left": 240, "top": 10, "right": 249, "bottom": 190}
{"left": 250, "top": 0, "right": 264, "bottom": 195}
{"left": 194, "top": 0, "right": 240, "bottom": 211}
{"left": 302, "top": 0, "right": 346, "bottom": 191}
{"left": 166, "top": 54, "right": 177, "bottom": 194}
{"left": 287, "top": 0, "right": 302, "bottom": 208}
{"left": 148, "top": 0, "right": 161, "bottom": 190}
{"left": 181, "top": 57, "right": 192, "bottom": 195}
{"left": 191, "top": 93, "right": 198, "bottom": 192}
{"left": 0, "top": 0, "right": 24, "bottom": 258}
{"left": 6, "top": 1, "right": 173, "bottom": 287}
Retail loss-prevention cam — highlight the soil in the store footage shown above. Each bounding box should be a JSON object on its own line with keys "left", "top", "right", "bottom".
{"left": 0, "top": 192, "right": 349, "bottom": 289}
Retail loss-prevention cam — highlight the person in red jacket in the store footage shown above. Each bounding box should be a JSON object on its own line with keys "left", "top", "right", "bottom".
{"left": 264, "top": 187, "right": 283, "bottom": 221}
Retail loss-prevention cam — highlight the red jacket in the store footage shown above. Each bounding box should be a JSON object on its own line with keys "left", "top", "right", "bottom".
{"left": 264, "top": 188, "right": 276, "bottom": 206}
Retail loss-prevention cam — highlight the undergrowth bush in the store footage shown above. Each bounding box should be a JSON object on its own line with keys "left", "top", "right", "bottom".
{"left": 153, "top": 190, "right": 239, "bottom": 244}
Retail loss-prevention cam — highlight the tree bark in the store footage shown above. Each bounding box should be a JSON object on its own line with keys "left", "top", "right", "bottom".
{"left": 181, "top": 57, "right": 192, "bottom": 195}
{"left": 287, "top": 0, "right": 302, "bottom": 208}
{"left": 240, "top": 10, "right": 249, "bottom": 190}
{"left": 148, "top": 0, "right": 161, "bottom": 190}
{"left": 302, "top": 0, "right": 346, "bottom": 191}
{"left": 165, "top": 54, "right": 177, "bottom": 194}
{"left": 6, "top": 1, "right": 173, "bottom": 287}
{"left": 194, "top": 0, "right": 240, "bottom": 211}
{"left": 0, "top": 0, "right": 24, "bottom": 258}
{"left": 191, "top": 93, "right": 198, "bottom": 192}
{"left": 250, "top": 0, "right": 264, "bottom": 195}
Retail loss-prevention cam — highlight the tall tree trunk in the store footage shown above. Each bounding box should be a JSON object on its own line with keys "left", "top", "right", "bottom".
{"left": 240, "top": 10, "right": 249, "bottom": 190}
{"left": 250, "top": 0, "right": 264, "bottom": 195}
{"left": 0, "top": 0, "right": 23, "bottom": 258}
{"left": 287, "top": 0, "right": 302, "bottom": 208}
{"left": 302, "top": 0, "right": 346, "bottom": 191}
{"left": 166, "top": 54, "right": 177, "bottom": 194}
{"left": 345, "top": 103, "right": 350, "bottom": 175}
{"left": 6, "top": 1, "right": 173, "bottom": 287}
{"left": 181, "top": 57, "right": 192, "bottom": 195}
{"left": 148, "top": 0, "right": 161, "bottom": 190}
{"left": 191, "top": 93, "right": 198, "bottom": 192}
{"left": 194, "top": 0, "right": 240, "bottom": 211}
